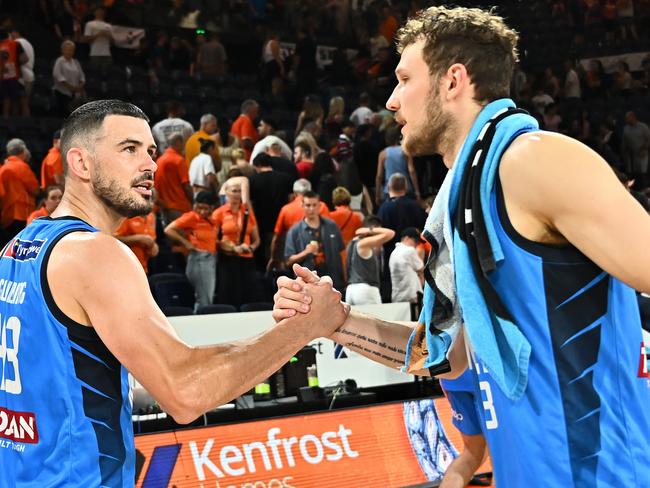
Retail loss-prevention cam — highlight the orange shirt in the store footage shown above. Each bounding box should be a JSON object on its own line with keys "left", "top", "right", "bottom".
{"left": 154, "top": 147, "right": 191, "bottom": 213}
{"left": 27, "top": 206, "right": 49, "bottom": 224}
{"left": 329, "top": 205, "right": 363, "bottom": 246}
{"left": 172, "top": 210, "right": 217, "bottom": 254}
{"left": 185, "top": 130, "right": 220, "bottom": 168}
{"left": 0, "top": 39, "right": 21, "bottom": 81}
{"left": 273, "top": 195, "right": 330, "bottom": 236}
{"left": 379, "top": 15, "right": 399, "bottom": 43}
{"left": 230, "top": 114, "right": 258, "bottom": 161}
{"left": 0, "top": 156, "right": 38, "bottom": 228}
{"left": 212, "top": 203, "right": 257, "bottom": 258}
{"left": 40, "top": 146, "right": 63, "bottom": 189}
{"left": 115, "top": 213, "right": 157, "bottom": 273}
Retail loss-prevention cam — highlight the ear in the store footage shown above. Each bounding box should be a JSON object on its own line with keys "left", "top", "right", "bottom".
{"left": 66, "top": 147, "right": 92, "bottom": 181}
{"left": 443, "top": 63, "right": 470, "bottom": 101}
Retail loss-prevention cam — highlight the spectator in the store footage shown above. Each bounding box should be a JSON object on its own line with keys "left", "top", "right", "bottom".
{"left": 310, "top": 152, "right": 338, "bottom": 210}
{"left": 295, "top": 95, "right": 324, "bottom": 138}
{"left": 334, "top": 120, "right": 355, "bottom": 164}
{"left": 189, "top": 138, "right": 220, "bottom": 195}
{"left": 264, "top": 140, "right": 299, "bottom": 180}
{"left": 213, "top": 179, "right": 261, "bottom": 308}
{"left": 0, "top": 27, "right": 28, "bottom": 117}
{"left": 251, "top": 116, "right": 293, "bottom": 163}
{"left": 83, "top": 7, "right": 114, "bottom": 69}
{"left": 230, "top": 99, "right": 260, "bottom": 161}
{"left": 329, "top": 186, "right": 364, "bottom": 247}
{"left": 584, "top": 59, "right": 605, "bottom": 100}
{"left": 378, "top": 4, "right": 399, "bottom": 43}
{"left": 613, "top": 61, "right": 633, "bottom": 95}
{"left": 543, "top": 66, "right": 561, "bottom": 99}
{"left": 294, "top": 141, "right": 315, "bottom": 179}
{"left": 345, "top": 215, "right": 395, "bottom": 305}
{"left": 250, "top": 153, "right": 294, "bottom": 269}
{"left": 389, "top": 227, "right": 425, "bottom": 303}
{"left": 350, "top": 92, "right": 373, "bottom": 126}
{"left": 195, "top": 33, "right": 227, "bottom": 78}
{"left": 151, "top": 100, "right": 194, "bottom": 153}
{"left": 10, "top": 27, "right": 33, "bottom": 115}
{"left": 531, "top": 85, "right": 555, "bottom": 115}
{"left": 114, "top": 211, "right": 158, "bottom": 275}
{"left": 294, "top": 121, "right": 323, "bottom": 158}
{"left": 0, "top": 138, "right": 38, "bottom": 245}
{"left": 27, "top": 185, "right": 63, "bottom": 224}
{"left": 377, "top": 173, "right": 427, "bottom": 300}
{"left": 261, "top": 31, "right": 284, "bottom": 96}
{"left": 354, "top": 123, "right": 381, "bottom": 191}
{"left": 285, "top": 190, "right": 345, "bottom": 290}
{"left": 543, "top": 103, "right": 562, "bottom": 132}
{"left": 622, "top": 111, "right": 650, "bottom": 188}
{"left": 165, "top": 191, "right": 218, "bottom": 310}
{"left": 185, "top": 113, "right": 221, "bottom": 168}
{"left": 168, "top": 36, "right": 193, "bottom": 72}
{"left": 269, "top": 179, "right": 329, "bottom": 271}
{"left": 563, "top": 60, "right": 582, "bottom": 101}
{"left": 154, "top": 132, "right": 193, "bottom": 225}
{"left": 52, "top": 40, "right": 85, "bottom": 117}
{"left": 230, "top": 148, "right": 256, "bottom": 180}
{"left": 324, "top": 96, "right": 346, "bottom": 147}
{"left": 40, "top": 130, "right": 64, "bottom": 189}
{"left": 617, "top": 0, "right": 639, "bottom": 41}
{"left": 376, "top": 126, "right": 420, "bottom": 205}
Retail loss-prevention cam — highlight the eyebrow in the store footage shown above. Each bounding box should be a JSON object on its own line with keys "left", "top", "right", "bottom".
{"left": 395, "top": 67, "right": 407, "bottom": 77}
{"left": 117, "top": 138, "right": 157, "bottom": 152}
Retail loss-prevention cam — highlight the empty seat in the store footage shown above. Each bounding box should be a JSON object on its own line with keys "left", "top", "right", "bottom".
{"left": 239, "top": 302, "right": 273, "bottom": 312}
{"left": 161, "top": 306, "right": 194, "bottom": 317}
{"left": 149, "top": 273, "right": 194, "bottom": 308}
{"left": 196, "top": 304, "right": 238, "bottom": 315}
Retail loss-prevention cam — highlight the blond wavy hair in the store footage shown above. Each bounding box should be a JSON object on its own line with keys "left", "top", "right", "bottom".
{"left": 396, "top": 6, "right": 519, "bottom": 103}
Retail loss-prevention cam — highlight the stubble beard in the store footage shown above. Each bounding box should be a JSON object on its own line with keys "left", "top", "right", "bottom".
{"left": 91, "top": 170, "right": 153, "bottom": 218}
{"left": 403, "top": 89, "right": 456, "bottom": 158}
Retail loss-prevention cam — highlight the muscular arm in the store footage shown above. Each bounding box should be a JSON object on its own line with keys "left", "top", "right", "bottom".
{"left": 439, "top": 433, "right": 487, "bottom": 488}
{"left": 501, "top": 131, "right": 650, "bottom": 293}
{"left": 47, "top": 233, "right": 347, "bottom": 424}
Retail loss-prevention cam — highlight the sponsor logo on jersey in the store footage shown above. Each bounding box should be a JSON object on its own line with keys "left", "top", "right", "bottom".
{"left": 0, "top": 407, "right": 39, "bottom": 444}
{"left": 2, "top": 238, "right": 47, "bottom": 262}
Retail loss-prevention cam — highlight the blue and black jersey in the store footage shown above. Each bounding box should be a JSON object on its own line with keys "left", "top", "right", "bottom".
{"left": 0, "top": 217, "right": 134, "bottom": 487}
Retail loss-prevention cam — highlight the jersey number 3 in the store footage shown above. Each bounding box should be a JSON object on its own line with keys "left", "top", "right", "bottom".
{"left": 0, "top": 315, "right": 21, "bottom": 395}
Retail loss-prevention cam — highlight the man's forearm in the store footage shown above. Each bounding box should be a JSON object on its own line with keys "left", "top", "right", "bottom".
{"left": 330, "top": 310, "right": 415, "bottom": 371}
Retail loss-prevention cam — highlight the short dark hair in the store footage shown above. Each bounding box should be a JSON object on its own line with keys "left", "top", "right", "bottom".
{"left": 364, "top": 215, "right": 382, "bottom": 227}
{"left": 195, "top": 190, "right": 217, "bottom": 206}
{"left": 385, "top": 126, "right": 401, "bottom": 146}
{"left": 199, "top": 138, "right": 215, "bottom": 153}
{"left": 302, "top": 190, "right": 320, "bottom": 200}
{"left": 260, "top": 117, "right": 277, "bottom": 129}
{"left": 253, "top": 153, "right": 273, "bottom": 168}
{"left": 60, "top": 100, "right": 149, "bottom": 173}
{"left": 295, "top": 142, "right": 312, "bottom": 158}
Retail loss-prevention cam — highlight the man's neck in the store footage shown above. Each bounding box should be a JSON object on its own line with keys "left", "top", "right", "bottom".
{"left": 53, "top": 187, "right": 126, "bottom": 234}
{"left": 388, "top": 191, "right": 405, "bottom": 199}
{"left": 305, "top": 216, "right": 320, "bottom": 227}
{"left": 442, "top": 102, "right": 483, "bottom": 168}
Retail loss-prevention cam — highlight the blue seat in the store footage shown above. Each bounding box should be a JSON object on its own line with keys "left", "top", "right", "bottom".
{"left": 149, "top": 273, "right": 194, "bottom": 309}
{"left": 161, "top": 306, "right": 194, "bottom": 317}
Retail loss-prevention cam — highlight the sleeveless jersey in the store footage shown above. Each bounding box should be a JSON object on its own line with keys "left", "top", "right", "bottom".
{"left": 440, "top": 369, "right": 482, "bottom": 437}
{"left": 0, "top": 217, "right": 134, "bottom": 487}
{"left": 467, "top": 179, "right": 650, "bottom": 487}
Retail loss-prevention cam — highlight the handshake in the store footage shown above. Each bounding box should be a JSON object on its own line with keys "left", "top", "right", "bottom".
{"left": 272, "top": 263, "right": 350, "bottom": 340}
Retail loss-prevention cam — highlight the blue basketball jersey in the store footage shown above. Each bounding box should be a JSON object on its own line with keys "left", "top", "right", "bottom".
{"left": 467, "top": 179, "right": 650, "bottom": 487}
{"left": 0, "top": 217, "right": 134, "bottom": 487}
{"left": 440, "top": 370, "right": 482, "bottom": 437}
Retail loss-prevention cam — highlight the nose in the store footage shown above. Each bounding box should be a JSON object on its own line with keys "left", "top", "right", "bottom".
{"left": 144, "top": 152, "right": 157, "bottom": 173}
{"left": 386, "top": 84, "right": 400, "bottom": 111}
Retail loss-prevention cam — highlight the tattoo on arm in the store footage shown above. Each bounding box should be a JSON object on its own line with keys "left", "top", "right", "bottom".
{"left": 338, "top": 327, "right": 406, "bottom": 365}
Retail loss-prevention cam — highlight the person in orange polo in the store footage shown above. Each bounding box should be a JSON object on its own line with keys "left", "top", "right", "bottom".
{"left": 329, "top": 186, "right": 364, "bottom": 246}
{"left": 40, "top": 130, "right": 64, "bottom": 189}
{"left": 0, "top": 138, "right": 39, "bottom": 246}
{"left": 213, "top": 179, "right": 260, "bottom": 308}
{"left": 165, "top": 191, "right": 218, "bottom": 310}
{"left": 230, "top": 99, "right": 259, "bottom": 161}
{"left": 154, "top": 132, "right": 193, "bottom": 225}
{"left": 114, "top": 211, "right": 158, "bottom": 274}
{"left": 268, "top": 178, "right": 329, "bottom": 271}
{"left": 27, "top": 184, "right": 63, "bottom": 224}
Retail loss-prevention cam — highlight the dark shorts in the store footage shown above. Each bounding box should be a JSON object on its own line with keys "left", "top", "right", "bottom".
{"left": 0, "top": 79, "right": 25, "bottom": 99}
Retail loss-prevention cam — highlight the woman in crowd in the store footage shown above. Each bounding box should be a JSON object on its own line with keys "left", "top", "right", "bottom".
{"left": 52, "top": 40, "right": 85, "bottom": 116}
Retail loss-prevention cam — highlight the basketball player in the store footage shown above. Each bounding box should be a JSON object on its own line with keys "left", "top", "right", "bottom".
{"left": 273, "top": 6, "right": 650, "bottom": 487}
{"left": 0, "top": 100, "right": 349, "bottom": 486}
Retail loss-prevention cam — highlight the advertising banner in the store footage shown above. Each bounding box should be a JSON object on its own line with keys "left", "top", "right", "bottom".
{"left": 134, "top": 398, "right": 492, "bottom": 488}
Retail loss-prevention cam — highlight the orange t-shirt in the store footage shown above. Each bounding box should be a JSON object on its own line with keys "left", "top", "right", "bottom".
{"left": 379, "top": 15, "right": 399, "bottom": 43}
{"left": 212, "top": 203, "right": 257, "bottom": 258}
{"left": 172, "top": 210, "right": 217, "bottom": 253}
{"left": 154, "top": 147, "right": 191, "bottom": 213}
{"left": 27, "top": 206, "right": 49, "bottom": 225}
{"left": 40, "top": 146, "right": 64, "bottom": 189}
{"left": 0, "top": 156, "right": 38, "bottom": 228}
{"left": 230, "top": 114, "right": 258, "bottom": 161}
{"left": 329, "top": 205, "right": 363, "bottom": 246}
{"left": 115, "top": 213, "right": 157, "bottom": 272}
{"left": 273, "top": 196, "right": 330, "bottom": 236}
